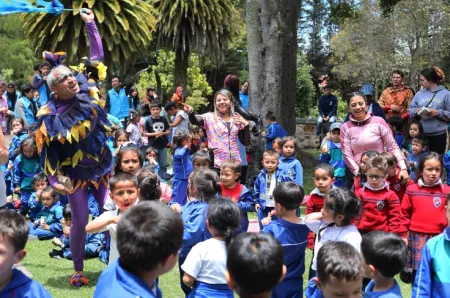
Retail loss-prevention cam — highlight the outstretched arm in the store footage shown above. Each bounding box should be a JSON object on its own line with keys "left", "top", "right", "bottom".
{"left": 81, "top": 9, "right": 104, "bottom": 61}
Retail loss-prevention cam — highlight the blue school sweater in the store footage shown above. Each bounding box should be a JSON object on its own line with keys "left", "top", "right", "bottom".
{"left": 180, "top": 200, "right": 211, "bottom": 259}
{"left": 94, "top": 260, "right": 162, "bottom": 298}
{"left": 35, "top": 201, "right": 63, "bottom": 235}
{"left": 8, "top": 130, "right": 28, "bottom": 162}
{"left": 12, "top": 155, "right": 41, "bottom": 192}
{"left": 173, "top": 147, "right": 193, "bottom": 180}
{"left": 318, "top": 140, "right": 345, "bottom": 179}
{"left": 0, "top": 268, "right": 51, "bottom": 298}
{"left": 265, "top": 123, "right": 287, "bottom": 149}
{"left": 443, "top": 150, "right": 450, "bottom": 185}
{"left": 253, "top": 168, "right": 291, "bottom": 210}
{"left": 262, "top": 218, "right": 309, "bottom": 298}
{"left": 412, "top": 227, "right": 450, "bottom": 298}
{"left": 364, "top": 279, "right": 402, "bottom": 297}
{"left": 279, "top": 156, "right": 303, "bottom": 186}
{"left": 407, "top": 152, "right": 426, "bottom": 182}
{"left": 394, "top": 132, "right": 405, "bottom": 150}
{"left": 28, "top": 192, "right": 42, "bottom": 221}
{"left": 221, "top": 183, "right": 254, "bottom": 233}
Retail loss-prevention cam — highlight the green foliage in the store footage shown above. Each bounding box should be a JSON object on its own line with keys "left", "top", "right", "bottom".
{"left": 0, "top": 69, "right": 14, "bottom": 82}
{"left": 185, "top": 90, "right": 209, "bottom": 112}
{"left": 187, "top": 54, "right": 213, "bottom": 97}
{"left": 295, "top": 52, "right": 316, "bottom": 117}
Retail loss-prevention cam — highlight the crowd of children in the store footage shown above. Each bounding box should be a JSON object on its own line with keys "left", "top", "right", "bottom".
{"left": 2, "top": 91, "right": 450, "bottom": 298}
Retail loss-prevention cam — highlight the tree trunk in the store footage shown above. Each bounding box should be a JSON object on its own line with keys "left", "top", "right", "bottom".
{"left": 246, "top": 0, "right": 301, "bottom": 135}
{"left": 174, "top": 46, "right": 189, "bottom": 88}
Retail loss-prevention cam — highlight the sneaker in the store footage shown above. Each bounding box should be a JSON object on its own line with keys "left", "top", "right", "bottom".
{"left": 52, "top": 237, "right": 64, "bottom": 249}
{"left": 48, "top": 249, "right": 62, "bottom": 259}
{"left": 70, "top": 271, "right": 89, "bottom": 287}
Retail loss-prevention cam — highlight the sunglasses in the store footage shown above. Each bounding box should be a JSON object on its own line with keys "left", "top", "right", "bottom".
{"left": 54, "top": 73, "right": 75, "bottom": 84}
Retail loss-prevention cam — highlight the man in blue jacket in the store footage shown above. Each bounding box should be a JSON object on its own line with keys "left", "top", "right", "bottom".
{"left": 105, "top": 76, "right": 131, "bottom": 126}
{"left": 316, "top": 86, "right": 337, "bottom": 136}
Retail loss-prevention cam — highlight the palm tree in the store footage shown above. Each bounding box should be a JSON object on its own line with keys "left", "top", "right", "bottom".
{"left": 22, "top": 0, "right": 157, "bottom": 75}
{"left": 154, "top": 0, "right": 239, "bottom": 87}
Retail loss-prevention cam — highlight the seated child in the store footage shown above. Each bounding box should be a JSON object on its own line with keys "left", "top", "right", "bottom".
{"left": 381, "top": 152, "right": 412, "bottom": 202}
{"left": 305, "top": 242, "right": 364, "bottom": 298}
{"left": 137, "top": 166, "right": 163, "bottom": 203}
{"left": 182, "top": 198, "right": 240, "bottom": 297}
{"left": 0, "top": 210, "right": 51, "bottom": 297}
{"left": 353, "top": 150, "right": 379, "bottom": 193}
{"left": 220, "top": 159, "right": 254, "bottom": 233}
{"left": 361, "top": 231, "right": 407, "bottom": 297}
{"left": 319, "top": 122, "right": 345, "bottom": 187}
{"left": 407, "top": 135, "right": 428, "bottom": 182}
{"left": 144, "top": 146, "right": 160, "bottom": 173}
{"left": 94, "top": 201, "right": 183, "bottom": 298}
{"left": 49, "top": 205, "right": 108, "bottom": 264}
{"left": 254, "top": 149, "right": 291, "bottom": 230}
{"left": 86, "top": 172, "right": 139, "bottom": 265}
{"left": 412, "top": 194, "right": 450, "bottom": 298}
{"left": 27, "top": 173, "right": 48, "bottom": 222}
{"left": 226, "top": 233, "right": 286, "bottom": 298}
{"left": 262, "top": 182, "right": 309, "bottom": 298}
{"left": 192, "top": 150, "right": 211, "bottom": 171}
{"left": 354, "top": 156, "right": 402, "bottom": 236}
{"left": 28, "top": 186, "right": 63, "bottom": 240}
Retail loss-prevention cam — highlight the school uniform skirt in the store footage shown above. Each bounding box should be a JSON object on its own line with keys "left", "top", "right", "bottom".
{"left": 407, "top": 231, "right": 438, "bottom": 270}
{"left": 187, "top": 282, "right": 234, "bottom": 298}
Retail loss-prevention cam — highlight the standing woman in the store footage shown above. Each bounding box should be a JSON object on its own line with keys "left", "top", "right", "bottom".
{"left": 184, "top": 89, "right": 250, "bottom": 170}
{"left": 408, "top": 67, "right": 450, "bottom": 155}
{"left": 341, "top": 92, "right": 408, "bottom": 189}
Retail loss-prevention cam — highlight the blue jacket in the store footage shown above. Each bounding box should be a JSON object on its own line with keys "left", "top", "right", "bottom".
{"left": 305, "top": 278, "right": 323, "bottom": 298}
{"left": 32, "top": 75, "right": 50, "bottom": 106}
{"left": 364, "top": 279, "right": 402, "bottom": 297}
{"left": 107, "top": 113, "right": 124, "bottom": 128}
{"left": 407, "top": 152, "right": 426, "bottom": 182}
{"left": 222, "top": 184, "right": 254, "bottom": 234}
{"left": 14, "top": 97, "right": 38, "bottom": 129}
{"left": 180, "top": 200, "right": 211, "bottom": 259}
{"left": 394, "top": 132, "right": 404, "bottom": 150}
{"left": 173, "top": 147, "right": 193, "bottom": 180}
{"left": 4, "top": 91, "right": 21, "bottom": 110}
{"left": 253, "top": 168, "right": 291, "bottom": 209}
{"left": 0, "top": 269, "right": 51, "bottom": 298}
{"left": 318, "top": 94, "right": 338, "bottom": 117}
{"left": 412, "top": 227, "right": 450, "bottom": 298}
{"left": 265, "top": 123, "right": 287, "bottom": 149}
{"left": 36, "top": 201, "right": 63, "bottom": 235}
{"left": 94, "top": 260, "right": 162, "bottom": 298}
{"left": 279, "top": 156, "right": 303, "bottom": 186}
{"left": 8, "top": 130, "right": 28, "bottom": 162}
{"left": 239, "top": 91, "right": 249, "bottom": 110}
{"left": 318, "top": 140, "right": 345, "bottom": 178}
{"left": 108, "top": 88, "right": 129, "bottom": 119}
{"left": 444, "top": 150, "right": 450, "bottom": 185}
{"left": 28, "top": 192, "right": 42, "bottom": 221}
{"left": 408, "top": 85, "right": 450, "bottom": 135}
{"left": 12, "top": 154, "right": 41, "bottom": 191}
{"left": 262, "top": 218, "right": 309, "bottom": 298}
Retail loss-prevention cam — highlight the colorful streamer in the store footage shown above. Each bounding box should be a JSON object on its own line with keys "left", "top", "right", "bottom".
{"left": 0, "top": 0, "right": 73, "bottom": 15}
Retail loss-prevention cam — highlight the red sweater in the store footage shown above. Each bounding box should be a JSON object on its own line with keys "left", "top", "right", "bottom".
{"left": 400, "top": 183, "right": 450, "bottom": 235}
{"left": 355, "top": 184, "right": 402, "bottom": 236}
{"left": 386, "top": 169, "right": 413, "bottom": 203}
{"left": 306, "top": 192, "right": 325, "bottom": 248}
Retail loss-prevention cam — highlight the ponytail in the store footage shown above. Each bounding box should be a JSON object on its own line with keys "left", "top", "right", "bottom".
{"left": 207, "top": 198, "right": 240, "bottom": 247}
{"left": 191, "top": 169, "right": 221, "bottom": 203}
{"left": 137, "top": 165, "right": 162, "bottom": 202}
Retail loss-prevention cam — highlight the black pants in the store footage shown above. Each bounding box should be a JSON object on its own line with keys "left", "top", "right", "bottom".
{"left": 345, "top": 167, "right": 355, "bottom": 190}
{"left": 240, "top": 166, "right": 248, "bottom": 185}
{"left": 427, "top": 132, "right": 447, "bottom": 155}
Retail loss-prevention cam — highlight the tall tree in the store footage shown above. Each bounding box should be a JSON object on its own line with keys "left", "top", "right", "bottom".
{"left": 246, "top": 0, "right": 301, "bottom": 135}
{"left": 22, "top": 0, "right": 157, "bottom": 74}
{"left": 154, "top": 0, "right": 239, "bottom": 87}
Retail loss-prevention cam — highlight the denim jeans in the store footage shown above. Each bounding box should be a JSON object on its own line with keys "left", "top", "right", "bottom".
{"left": 316, "top": 115, "right": 336, "bottom": 135}
{"left": 157, "top": 147, "right": 168, "bottom": 179}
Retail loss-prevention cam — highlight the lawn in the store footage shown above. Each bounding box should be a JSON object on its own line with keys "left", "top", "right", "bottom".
{"left": 22, "top": 149, "right": 413, "bottom": 297}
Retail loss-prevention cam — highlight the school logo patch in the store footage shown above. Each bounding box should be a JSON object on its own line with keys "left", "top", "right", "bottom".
{"left": 433, "top": 197, "right": 442, "bottom": 208}
{"left": 376, "top": 201, "right": 385, "bottom": 211}
{"left": 394, "top": 184, "right": 401, "bottom": 191}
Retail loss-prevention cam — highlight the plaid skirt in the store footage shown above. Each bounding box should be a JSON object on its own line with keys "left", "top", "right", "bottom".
{"left": 407, "top": 231, "right": 438, "bottom": 270}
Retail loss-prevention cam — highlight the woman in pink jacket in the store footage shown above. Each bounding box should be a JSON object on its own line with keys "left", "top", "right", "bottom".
{"left": 341, "top": 92, "right": 409, "bottom": 188}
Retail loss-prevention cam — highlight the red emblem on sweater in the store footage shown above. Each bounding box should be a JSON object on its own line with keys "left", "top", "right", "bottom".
{"left": 376, "top": 201, "right": 385, "bottom": 211}
{"left": 433, "top": 197, "right": 442, "bottom": 208}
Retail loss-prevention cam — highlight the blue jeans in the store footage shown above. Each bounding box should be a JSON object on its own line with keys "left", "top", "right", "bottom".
{"left": 28, "top": 222, "right": 56, "bottom": 240}
{"left": 316, "top": 115, "right": 336, "bottom": 135}
{"left": 157, "top": 147, "right": 168, "bottom": 179}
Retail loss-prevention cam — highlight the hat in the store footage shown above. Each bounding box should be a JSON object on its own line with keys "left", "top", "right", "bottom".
{"left": 330, "top": 122, "right": 342, "bottom": 131}
{"left": 360, "top": 83, "right": 374, "bottom": 96}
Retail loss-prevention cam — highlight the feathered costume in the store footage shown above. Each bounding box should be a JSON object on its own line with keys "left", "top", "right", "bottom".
{"left": 34, "top": 20, "right": 111, "bottom": 278}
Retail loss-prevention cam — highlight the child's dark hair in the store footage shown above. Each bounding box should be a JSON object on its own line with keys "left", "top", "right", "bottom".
{"left": 365, "top": 156, "right": 388, "bottom": 174}
{"left": 412, "top": 135, "right": 429, "bottom": 148}
{"left": 361, "top": 231, "right": 407, "bottom": 278}
{"left": 263, "top": 149, "right": 279, "bottom": 159}
{"left": 265, "top": 111, "right": 277, "bottom": 122}
{"left": 145, "top": 146, "right": 158, "bottom": 158}
{"left": 324, "top": 188, "right": 361, "bottom": 223}
{"left": 21, "top": 84, "right": 34, "bottom": 97}
{"left": 171, "top": 132, "right": 190, "bottom": 155}
{"left": 114, "top": 145, "right": 144, "bottom": 174}
{"left": 0, "top": 210, "right": 29, "bottom": 253}
{"left": 109, "top": 172, "right": 139, "bottom": 192}
{"left": 190, "top": 169, "right": 221, "bottom": 202}
{"left": 387, "top": 115, "right": 403, "bottom": 132}
{"left": 192, "top": 150, "right": 211, "bottom": 167}
{"left": 403, "top": 120, "right": 424, "bottom": 149}
{"left": 317, "top": 241, "right": 362, "bottom": 284}
{"left": 11, "top": 118, "right": 25, "bottom": 130}
{"left": 113, "top": 129, "right": 129, "bottom": 148}
{"left": 19, "top": 137, "right": 37, "bottom": 157}
{"left": 417, "top": 152, "right": 442, "bottom": 177}
{"left": 361, "top": 150, "right": 379, "bottom": 162}
{"left": 117, "top": 201, "right": 183, "bottom": 272}
{"left": 128, "top": 109, "right": 141, "bottom": 124}
{"left": 207, "top": 198, "right": 240, "bottom": 247}
{"left": 281, "top": 136, "right": 303, "bottom": 163}
{"left": 227, "top": 233, "right": 284, "bottom": 294}
{"left": 32, "top": 173, "right": 47, "bottom": 185}
{"left": 149, "top": 102, "right": 162, "bottom": 109}
{"left": 273, "top": 182, "right": 304, "bottom": 210}
{"left": 137, "top": 166, "right": 162, "bottom": 202}
{"left": 164, "top": 101, "right": 177, "bottom": 111}
{"left": 219, "top": 158, "right": 241, "bottom": 174}
{"left": 272, "top": 137, "right": 283, "bottom": 149}
{"left": 63, "top": 205, "right": 72, "bottom": 220}
{"left": 40, "top": 186, "right": 57, "bottom": 201}
{"left": 314, "top": 163, "right": 335, "bottom": 178}
{"left": 380, "top": 152, "right": 397, "bottom": 168}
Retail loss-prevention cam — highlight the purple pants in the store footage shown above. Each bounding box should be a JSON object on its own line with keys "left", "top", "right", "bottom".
{"left": 69, "top": 182, "right": 108, "bottom": 271}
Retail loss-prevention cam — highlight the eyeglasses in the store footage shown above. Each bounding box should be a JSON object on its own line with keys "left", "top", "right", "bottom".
{"left": 367, "top": 174, "right": 383, "bottom": 180}
{"left": 55, "top": 73, "right": 75, "bottom": 84}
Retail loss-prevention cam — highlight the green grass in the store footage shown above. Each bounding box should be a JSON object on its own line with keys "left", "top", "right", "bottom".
{"left": 22, "top": 149, "right": 412, "bottom": 297}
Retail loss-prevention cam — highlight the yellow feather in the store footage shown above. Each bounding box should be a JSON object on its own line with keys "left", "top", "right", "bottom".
{"left": 66, "top": 130, "right": 72, "bottom": 143}
{"left": 71, "top": 126, "right": 80, "bottom": 143}
{"left": 72, "top": 150, "right": 84, "bottom": 168}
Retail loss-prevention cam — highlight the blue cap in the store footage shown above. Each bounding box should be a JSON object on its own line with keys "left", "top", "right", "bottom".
{"left": 330, "top": 122, "right": 342, "bottom": 131}
{"left": 360, "top": 83, "right": 374, "bottom": 96}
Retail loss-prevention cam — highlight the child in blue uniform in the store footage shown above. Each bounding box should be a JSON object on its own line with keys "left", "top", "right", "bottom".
{"left": 262, "top": 182, "right": 309, "bottom": 298}
{"left": 254, "top": 149, "right": 291, "bottom": 230}
{"left": 171, "top": 133, "right": 193, "bottom": 206}
{"left": 171, "top": 169, "right": 221, "bottom": 295}
{"left": 0, "top": 210, "right": 51, "bottom": 297}
{"left": 361, "top": 231, "right": 407, "bottom": 297}
{"left": 182, "top": 198, "right": 240, "bottom": 297}
{"left": 226, "top": 233, "right": 286, "bottom": 297}
{"left": 279, "top": 136, "right": 303, "bottom": 186}
{"left": 407, "top": 135, "right": 428, "bottom": 182}
{"left": 28, "top": 173, "right": 48, "bottom": 222}
{"left": 219, "top": 159, "right": 255, "bottom": 233}
{"left": 262, "top": 111, "right": 287, "bottom": 149}
{"left": 94, "top": 201, "right": 183, "bottom": 298}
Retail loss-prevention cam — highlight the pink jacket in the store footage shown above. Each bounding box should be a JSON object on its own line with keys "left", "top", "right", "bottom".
{"left": 340, "top": 114, "right": 406, "bottom": 175}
